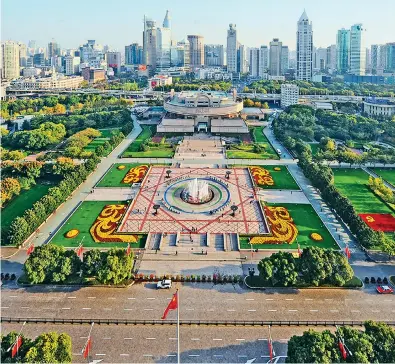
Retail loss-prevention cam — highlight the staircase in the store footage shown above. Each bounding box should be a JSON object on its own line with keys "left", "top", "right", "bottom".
{"left": 148, "top": 233, "right": 161, "bottom": 250}
{"left": 212, "top": 234, "right": 225, "bottom": 251}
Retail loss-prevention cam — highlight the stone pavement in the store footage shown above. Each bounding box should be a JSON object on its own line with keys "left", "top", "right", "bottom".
{"left": 85, "top": 187, "right": 133, "bottom": 201}
{"left": 257, "top": 190, "right": 309, "bottom": 204}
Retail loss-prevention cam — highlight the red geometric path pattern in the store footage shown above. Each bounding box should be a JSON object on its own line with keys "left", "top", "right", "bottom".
{"left": 118, "top": 166, "right": 269, "bottom": 234}
{"left": 359, "top": 213, "right": 395, "bottom": 232}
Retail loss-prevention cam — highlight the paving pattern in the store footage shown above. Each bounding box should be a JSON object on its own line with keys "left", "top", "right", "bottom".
{"left": 118, "top": 166, "right": 268, "bottom": 234}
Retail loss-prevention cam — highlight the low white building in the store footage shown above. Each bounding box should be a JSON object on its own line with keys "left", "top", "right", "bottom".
{"left": 148, "top": 75, "right": 173, "bottom": 89}
{"left": 22, "top": 67, "right": 41, "bottom": 77}
{"left": 195, "top": 67, "right": 232, "bottom": 81}
{"left": 10, "top": 71, "right": 84, "bottom": 90}
{"left": 281, "top": 84, "right": 299, "bottom": 109}
{"left": 363, "top": 98, "right": 395, "bottom": 117}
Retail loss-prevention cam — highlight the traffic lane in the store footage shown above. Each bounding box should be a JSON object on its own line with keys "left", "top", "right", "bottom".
{"left": 4, "top": 324, "right": 338, "bottom": 363}
{"left": 2, "top": 284, "right": 395, "bottom": 322}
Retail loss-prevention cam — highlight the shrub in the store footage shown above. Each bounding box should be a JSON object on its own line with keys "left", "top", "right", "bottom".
{"left": 377, "top": 277, "right": 382, "bottom": 284}
{"left": 383, "top": 277, "right": 388, "bottom": 284}
{"left": 223, "top": 275, "right": 228, "bottom": 283}
{"left": 364, "top": 277, "right": 370, "bottom": 284}
{"left": 207, "top": 275, "right": 212, "bottom": 282}
{"left": 196, "top": 275, "right": 201, "bottom": 282}
{"left": 233, "top": 275, "right": 238, "bottom": 283}
{"left": 186, "top": 275, "right": 190, "bottom": 282}
{"left": 4, "top": 273, "right": 10, "bottom": 280}
{"left": 191, "top": 274, "right": 195, "bottom": 282}
{"left": 180, "top": 275, "right": 185, "bottom": 282}
{"left": 10, "top": 273, "right": 16, "bottom": 280}
{"left": 202, "top": 274, "right": 207, "bottom": 282}
{"left": 371, "top": 277, "right": 376, "bottom": 283}
{"left": 149, "top": 274, "right": 155, "bottom": 281}
{"left": 1, "top": 273, "right": 4, "bottom": 280}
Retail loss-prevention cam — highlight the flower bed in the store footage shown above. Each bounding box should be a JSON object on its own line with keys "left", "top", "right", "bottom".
{"left": 122, "top": 165, "right": 149, "bottom": 184}
{"left": 249, "top": 166, "right": 274, "bottom": 186}
{"left": 65, "top": 229, "right": 79, "bottom": 238}
{"left": 310, "top": 232, "right": 323, "bottom": 241}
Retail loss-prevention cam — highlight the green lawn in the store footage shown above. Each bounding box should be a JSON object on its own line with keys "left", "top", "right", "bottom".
{"left": 98, "top": 128, "right": 121, "bottom": 138}
{"left": 121, "top": 125, "right": 175, "bottom": 158}
{"left": 332, "top": 168, "right": 393, "bottom": 214}
{"left": 251, "top": 166, "right": 299, "bottom": 190}
{"left": 97, "top": 163, "right": 144, "bottom": 187}
{"left": 240, "top": 203, "right": 338, "bottom": 250}
{"left": 370, "top": 168, "right": 395, "bottom": 187}
{"left": 83, "top": 138, "right": 109, "bottom": 152}
{"left": 309, "top": 143, "right": 321, "bottom": 156}
{"left": 1, "top": 181, "right": 55, "bottom": 237}
{"left": 51, "top": 201, "right": 147, "bottom": 249}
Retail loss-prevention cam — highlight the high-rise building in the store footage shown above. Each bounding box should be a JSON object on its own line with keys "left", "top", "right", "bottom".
{"left": 349, "top": 24, "right": 366, "bottom": 75}
{"left": 269, "top": 38, "right": 283, "bottom": 76}
{"left": 237, "top": 44, "right": 247, "bottom": 73}
{"left": 281, "top": 84, "right": 299, "bottom": 109}
{"left": 18, "top": 42, "right": 27, "bottom": 67}
{"left": 326, "top": 44, "right": 337, "bottom": 71}
{"left": 336, "top": 28, "right": 350, "bottom": 73}
{"left": 33, "top": 53, "right": 45, "bottom": 67}
{"left": 157, "top": 10, "right": 172, "bottom": 70}
{"left": 48, "top": 39, "right": 60, "bottom": 65}
{"left": 125, "top": 43, "right": 142, "bottom": 65}
{"left": 65, "top": 55, "right": 80, "bottom": 75}
{"left": 386, "top": 43, "right": 395, "bottom": 72}
{"left": 249, "top": 46, "right": 269, "bottom": 78}
{"left": 313, "top": 47, "right": 327, "bottom": 70}
{"left": 227, "top": 24, "right": 238, "bottom": 73}
{"left": 281, "top": 46, "right": 289, "bottom": 74}
{"left": 1, "top": 41, "right": 20, "bottom": 80}
{"left": 143, "top": 17, "right": 157, "bottom": 70}
{"left": 365, "top": 47, "right": 371, "bottom": 73}
{"left": 170, "top": 40, "right": 189, "bottom": 67}
{"left": 187, "top": 35, "right": 204, "bottom": 67}
{"left": 249, "top": 48, "right": 260, "bottom": 77}
{"left": 106, "top": 51, "right": 122, "bottom": 74}
{"left": 296, "top": 10, "right": 313, "bottom": 81}
{"left": 259, "top": 46, "right": 269, "bottom": 77}
{"left": 204, "top": 44, "right": 224, "bottom": 66}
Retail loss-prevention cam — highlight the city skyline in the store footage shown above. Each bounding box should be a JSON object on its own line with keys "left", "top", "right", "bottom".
{"left": 2, "top": 0, "right": 395, "bottom": 51}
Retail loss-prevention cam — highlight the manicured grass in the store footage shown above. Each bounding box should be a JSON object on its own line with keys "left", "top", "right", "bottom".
{"left": 240, "top": 203, "right": 338, "bottom": 250}
{"left": 83, "top": 138, "right": 108, "bottom": 151}
{"left": 252, "top": 165, "right": 299, "bottom": 190}
{"left": 51, "top": 201, "right": 147, "bottom": 249}
{"left": 370, "top": 168, "right": 395, "bottom": 187}
{"left": 1, "top": 181, "right": 55, "bottom": 233}
{"left": 121, "top": 125, "right": 175, "bottom": 158}
{"left": 98, "top": 128, "right": 121, "bottom": 138}
{"left": 97, "top": 163, "right": 144, "bottom": 187}
{"left": 309, "top": 143, "right": 321, "bottom": 156}
{"left": 332, "top": 168, "right": 393, "bottom": 214}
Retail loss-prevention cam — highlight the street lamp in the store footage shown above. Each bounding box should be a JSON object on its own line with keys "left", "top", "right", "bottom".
{"left": 153, "top": 204, "right": 160, "bottom": 215}
{"left": 225, "top": 170, "right": 231, "bottom": 180}
{"left": 166, "top": 169, "right": 172, "bottom": 178}
{"left": 230, "top": 205, "right": 238, "bottom": 217}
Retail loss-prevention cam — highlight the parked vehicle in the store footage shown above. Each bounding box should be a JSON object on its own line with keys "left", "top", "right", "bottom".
{"left": 157, "top": 279, "right": 172, "bottom": 289}
{"left": 376, "top": 285, "right": 394, "bottom": 294}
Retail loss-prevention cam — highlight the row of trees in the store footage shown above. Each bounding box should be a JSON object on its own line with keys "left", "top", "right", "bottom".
{"left": 1, "top": 331, "right": 72, "bottom": 363}
{"left": 24, "top": 244, "right": 134, "bottom": 285}
{"left": 287, "top": 321, "right": 395, "bottom": 363}
{"left": 5, "top": 154, "right": 100, "bottom": 246}
{"left": 3, "top": 122, "right": 66, "bottom": 150}
{"left": 155, "top": 80, "right": 232, "bottom": 92}
{"left": 257, "top": 248, "right": 354, "bottom": 287}
{"left": 0, "top": 147, "right": 26, "bottom": 161}
{"left": 243, "top": 98, "right": 270, "bottom": 108}
{"left": 368, "top": 176, "right": 394, "bottom": 205}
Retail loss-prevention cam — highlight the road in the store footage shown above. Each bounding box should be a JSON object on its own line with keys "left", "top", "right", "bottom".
{"left": 2, "top": 283, "right": 394, "bottom": 323}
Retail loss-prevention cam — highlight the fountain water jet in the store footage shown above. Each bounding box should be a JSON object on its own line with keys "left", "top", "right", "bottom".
{"left": 181, "top": 178, "right": 213, "bottom": 204}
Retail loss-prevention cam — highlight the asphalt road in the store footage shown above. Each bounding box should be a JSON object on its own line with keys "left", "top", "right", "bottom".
{"left": 2, "top": 323, "right": 340, "bottom": 363}
{"left": 2, "top": 283, "right": 394, "bottom": 323}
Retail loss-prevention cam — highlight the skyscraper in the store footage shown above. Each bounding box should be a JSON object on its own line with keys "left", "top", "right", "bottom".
{"left": 187, "top": 35, "right": 204, "bottom": 67}
{"left": 1, "top": 41, "right": 20, "bottom": 80}
{"left": 349, "top": 24, "right": 366, "bottom": 75}
{"left": 281, "top": 46, "right": 289, "bottom": 74}
{"left": 336, "top": 28, "right": 350, "bottom": 73}
{"left": 204, "top": 44, "right": 224, "bottom": 66}
{"left": 143, "top": 17, "right": 157, "bottom": 70}
{"left": 125, "top": 43, "right": 142, "bottom": 65}
{"left": 237, "top": 44, "right": 247, "bottom": 73}
{"left": 249, "top": 48, "right": 260, "bottom": 77}
{"left": 259, "top": 46, "right": 269, "bottom": 77}
{"left": 227, "top": 24, "right": 238, "bottom": 73}
{"left": 326, "top": 44, "right": 337, "bottom": 71}
{"left": 269, "top": 38, "right": 283, "bottom": 76}
{"left": 48, "top": 39, "right": 60, "bottom": 64}
{"left": 296, "top": 10, "right": 313, "bottom": 81}
{"left": 157, "top": 10, "right": 172, "bottom": 70}
{"left": 386, "top": 43, "right": 395, "bottom": 72}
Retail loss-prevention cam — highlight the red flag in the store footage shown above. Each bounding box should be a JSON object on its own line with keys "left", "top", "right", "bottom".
{"left": 11, "top": 336, "right": 22, "bottom": 358}
{"left": 162, "top": 291, "right": 178, "bottom": 319}
{"left": 268, "top": 326, "right": 275, "bottom": 362}
{"left": 345, "top": 246, "right": 351, "bottom": 259}
{"left": 297, "top": 243, "right": 302, "bottom": 257}
{"left": 82, "top": 337, "right": 91, "bottom": 359}
{"left": 26, "top": 243, "right": 34, "bottom": 256}
{"left": 75, "top": 244, "right": 84, "bottom": 262}
{"left": 126, "top": 243, "right": 131, "bottom": 256}
{"left": 338, "top": 339, "right": 347, "bottom": 359}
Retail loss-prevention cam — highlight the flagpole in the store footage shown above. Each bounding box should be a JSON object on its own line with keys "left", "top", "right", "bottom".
{"left": 177, "top": 289, "right": 180, "bottom": 364}
{"left": 85, "top": 322, "right": 94, "bottom": 362}
{"left": 7, "top": 321, "right": 26, "bottom": 355}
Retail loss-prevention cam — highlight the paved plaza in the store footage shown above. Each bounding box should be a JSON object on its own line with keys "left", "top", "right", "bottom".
{"left": 119, "top": 166, "right": 269, "bottom": 235}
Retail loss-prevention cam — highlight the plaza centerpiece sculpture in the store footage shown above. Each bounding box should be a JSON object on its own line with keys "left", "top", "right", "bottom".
{"left": 181, "top": 178, "right": 213, "bottom": 204}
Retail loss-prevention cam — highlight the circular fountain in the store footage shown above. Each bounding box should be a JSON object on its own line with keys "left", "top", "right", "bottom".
{"left": 181, "top": 178, "right": 214, "bottom": 204}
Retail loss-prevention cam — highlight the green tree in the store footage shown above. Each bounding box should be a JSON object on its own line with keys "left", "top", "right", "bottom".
{"left": 82, "top": 249, "right": 104, "bottom": 276}
{"left": 7, "top": 216, "right": 30, "bottom": 246}
{"left": 97, "top": 248, "right": 134, "bottom": 284}
{"left": 364, "top": 320, "right": 395, "bottom": 363}
{"left": 1, "top": 331, "right": 32, "bottom": 363}
{"left": 257, "top": 252, "right": 298, "bottom": 286}
{"left": 339, "top": 326, "right": 373, "bottom": 363}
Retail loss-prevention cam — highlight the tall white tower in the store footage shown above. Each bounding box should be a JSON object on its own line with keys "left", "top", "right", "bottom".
{"left": 227, "top": 24, "right": 238, "bottom": 73}
{"left": 296, "top": 10, "right": 313, "bottom": 81}
{"left": 157, "top": 10, "right": 172, "bottom": 70}
{"left": 350, "top": 24, "right": 366, "bottom": 75}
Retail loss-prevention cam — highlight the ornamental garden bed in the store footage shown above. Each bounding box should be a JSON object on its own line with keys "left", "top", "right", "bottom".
{"left": 96, "top": 163, "right": 148, "bottom": 187}
{"left": 369, "top": 168, "right": 395, "bottom": 187}
{"left": 51, "top": 201, "right": 147, "bottom": 249}
{"left": 249, "top": 165, "right": 299, "bottom": 190}
{"left": 245, "top": 275, "right": 363, "bottom": 289}
{"left": 239, "top": 203, "right": 338, "bottom": 250}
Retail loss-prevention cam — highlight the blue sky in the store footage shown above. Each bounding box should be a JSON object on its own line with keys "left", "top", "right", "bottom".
{"left": 1, "top": 0, "right": 394, "bottom": 50}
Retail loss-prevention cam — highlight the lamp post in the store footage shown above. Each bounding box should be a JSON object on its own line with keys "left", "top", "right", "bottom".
{"left": 166, "top": 169, "right": 172, "bottom": 178}
{"left": 230, "top": 204, "right": 238, "bottom": 217}
{"left": 153, "top": 204, "right": 160, "bottom": 215}
{"left": 225, "top": 170, "right": 231, "bottom": 180}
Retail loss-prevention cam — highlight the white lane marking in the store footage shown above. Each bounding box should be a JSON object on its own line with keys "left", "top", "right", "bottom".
{"left": 124, "top": 308, "right": 133, "bottom": 311}
{"left": 2, "top": 307, "right": 9, "bottom": 309}
{"left": 189, "top": 355, "right": 199, "bottom": 357}
{"left": 128, "top": 298, "right": 135, "bottom": 300}
{"left": 9, "top": 296, "right": 17, "bottom": 298}
{"left": 191, "top": 338, "right": 200, "bottom": 341}
{"left": 82, "top": 308, "right": 91, "bottom": 310}
{"left": 103, "top": 308, "right": 112, "bottom": 311}
{"left": 227, "top": 309, "right": 236, "bottom": 312}
{"left": 268, "top": 309, "right": 277, "bottom": 312}
{"left": 108, "top": 297, "right": 116, "bottom": 300}
{"left": 186, "top": 308, "right": 194, "bottom": 311}
{"left": 80, "top": 336, "right": 88, "bottom": 339}
{"left": 372, "top": 310, "right": 380, "bottom": 313}
{"left": 120, "top": 354, "right": 129, "bottom": 356}
{"left": 258, "top": 339, "right": 268, "bottom": 341}
{"left": 246, "top": 298, "right": 254, "bottom": 301}
{"left": 167, "top": 354, "right": 176, "bottom": 357}
{"left": 288, "top": 309, "right": 298, "bottom": 312}
{"left": 146, "top": 338, "right": 156, "bottom": 340}
{"left": 266, "top": 299, "right": 274, "bottom": 301}
{"left": 310, "top": 310, "right": 319, "bottom": 312}
{"left": 62, "top": 307, "right": 71, "bottom": 310}
{"left": 279, "top": 339, "right": 288, "bottom": 342}
{"left": 384, "top": 299, "right": 392, "bottom": 302}
{"left": 285, "top": 298, "right": 294, "bottom": 301}
{"left": 213, "top": 355, "right": 224, "bottom": 357}
{"left": 124, "top": 338, "right": 133, "bottom": 340}
{"left": 248, "top": 309, "right": 257, "bottom": 312}
{"left": 330, "top": 310, "right": 339, "bottom": 312}
{"left": 325, "top": 299, "right": 333, "bottom": 301}
{"left": 68, "top": 296, "right": 76, "bottom": 299}
{"left": 169, "top": 338, "right": 177, "bottom": 340}
{"left": 213, "top": 338, "right": 222, "bottom": 341}
{"left": 103, "top": 338, "right": 111, "bottom": 340}
{"left": 21, "top": 306, "right": 29, "bottom": 309}
{"left": 236, "top": 338, "right": 245, "bottom": 341}
{"left": 144, "top": 308, "right": 154, "bottom": 311}
{"left": 96, "top": 354, "right": 106, "bottom": 356}
{"left": 88, "top": 297, "right": 96, "bottom": 299}
{"left": 146, "top": 298, "right": 155, "bottom": 300}
{"left": 143, "top": 354, "right": 153, "bottom": 357}
{"left": 305, "top": 298, "right": 313, "bottom": 301}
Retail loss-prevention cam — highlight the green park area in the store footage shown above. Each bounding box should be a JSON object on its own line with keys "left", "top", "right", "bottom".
{"left": 97, "top": 163, "right": 144, "bottom": 187}
{"left": 239, "top": 203, "right": 338, "bottom": 250}
{"left": 122, "top": 126, "right": 174, "bottom": 158}
{"left": 370, "top": 168, "right": 395, "bottom": 187}
{"left": 332, "top": 168, "right": 393, "bottom": 214}
{"left": 98, "top": 128, "right": 121, "bottom": 138}
{"left": 1, "top": 181, "right": 55, "bottom": 235}
{"left": 227, "top": 126, "right": 279, "bottom": 160}
{"left": 83, "top": 128, "right": 122, "bottom": 153}
{"left": 308, "top": 143, "right": 320, "bottom": 155}
{"left": 51, "top": 201, "right": 147, "bottom": 249}
{"left": 252, "top": 165, "right": 299, "bottom": 190}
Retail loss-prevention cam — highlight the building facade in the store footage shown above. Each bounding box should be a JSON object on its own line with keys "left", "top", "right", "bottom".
{"left": 1, "top": 41, "right": 20, "bottom": 80}
{"left": 281, "top": 46, "right": 289, "bottom": 75}
{"left": 296, "top": 10, "right": 313, "bottom": 81}
{"left": 187, "top": 35, "right": 204, "bottom": 67}
{"left": 204, "top": 44, "right": 224, "bottom": 67}
{"left": 363, "top": 98, "right": 395, "bottom": 118}
{"left": 336, "top": 28, "right": 350, "bottom": 73}
{"left": 106, "top": 51, "right": 121, "bottom": 74}
{"left": 125, "top": 43, "right": 142, "bottom": 65}
{"left": 386, "top": 43, "right": 395, "bottom": 72}
{"left": 65, "top": 55, "right": 80, "bottom": 75}
{"left": 349, "top": 24, "right": 366, "bottom": 76}
{"left": 326, "top": 44, "right": 337, "bottom": 71}
{"left": 10, "top": 72, "right": 83, "bottom": 89}
{"left": 269, "top": 38, "right": 283, "bottom": 76}
{"left": 281, "top": 84, "right": 299, "bottom": 109}
{"left": 226, "top": 24, "right": 238, "bottom": 73}
{"left": 156, "top": 10, "right": 172, "bottom": 70}
{"left": 143, "top": 17, "right": 157, "bottom": 70}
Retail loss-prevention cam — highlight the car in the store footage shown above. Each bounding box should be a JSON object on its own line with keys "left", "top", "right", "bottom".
{"left": 276, "top": 148, "right": 282, "bottom": 155}
{"left": 157, "top": 279, "right": 172, "bottom": 289}
{"left": 376, "top": 285, "right": 393, "bottom": 294}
